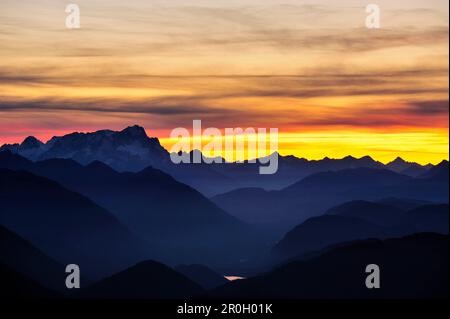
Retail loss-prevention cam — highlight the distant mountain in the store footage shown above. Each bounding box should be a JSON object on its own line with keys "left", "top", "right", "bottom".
{"left": 0, "top": 126, "right": 168, "bottom": 172}
{"left": 0, "top": 168, "right": 151, "bottom": 281}
{"left": 201, "top": 154, "right": 387, "bottom": 195}
{"left": 376, "top": 197, "right": 432, "bottom": 210}
{"left": 0, "top": 152, "right": 264, "bottom": 268}
{"left": 0, "top": 127, "right": 233, "bottom": 196}
{"left": 407, "top": 204, "right": 449, "bottom": 234}
{"left": 211, "top": 233, "right": 449, "bottom": 299}
{"left": 212, "top": 167, "right": 449, "bottom": 233}
{"left": 0, "top": 126, "right": 437, "bottom": 196}
{"left": 0, "top": 136, "right": 45, "bottom": 161}
{"left": 200, "top": 153, "right": 394, "bottom": 196}
{"left": 284, "top": 167, "right": 411, "bottom": 194}
{"left": 161, "top": 150, "right": 237, "bottom": 197}
{"left": 386, "top": 157, "right": 431, "bottom": 176}
{"left": 330, "top": 201, "right": 449, "bottom": 235}
{"left": 325, "top": 201, "right": 448, "bottom": 233}
{"left": 400, "top": 165, "right": 429, "bottom": 177}
{"left": 175, "top": 264, "right": 229, "bottom": 290}
{"left": 81, "top": 261, "right": 203, "bottom": 299}
{"left": 325, "top": 200, "right": 406, "bottom": 227}
{"left": 273, "top": 201, "right": 449, "bottom": 260}
{"left": 419, "top": 160, "right": 449, "bottom": 180}
{"left": 338, "top": 202, "right": 450, "bottom": 234}
{"left": 272, "top": 215, "right": 392, "bottom": 259}
{"left": 0, "top": 224, "right": 65, "bottom": 291}
{"left": 0, "top": 262, "right": 59, "bottom": 299}
{"left": 211, "top": 188, "right": 282, "bottom": 225}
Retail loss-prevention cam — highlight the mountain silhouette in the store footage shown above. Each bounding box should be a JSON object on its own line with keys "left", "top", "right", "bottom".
{"left": 0, "top": 136, "right": 44, "bottom": 161}
{"left": 272, "top": 214, "right": 391, "bottom": 259}
{"left": 420, "top": 160, "right": 449, "bottom": 180}
{"left": 81, "top": 260, "right": 203, "bottom": 299}
{"left": 273, "top": 201, "right": 448, "bottom": 259}
{"left": 0, "top": 126, "right": 168, "bottom": 172}
{"left": 386, "top": 157, "right": 430, "bottom": 176}
{"left": 0, "top": 262, "right": 59, "bottom": 299}
{"left": 183, "top": 153, "right": 390, "bottom": 196}
{"left": 407, "top": 204, "right": 449, "bottom": 234}
{"left": 211, "top": 233, "right": 449, "bottom": 299}
{"left": 211, "top": 188, "right": 281, "bottom": 225}
{"left": 400, "top": 165, "right": 429, "bottom": 177}
{"left": 212, "top": 167, "right": 449, "bottom": 234}
{"left": 0, "top": 224, "right": 65, "bottom": 291}
{"left": 0, "top": 151, "right": 264, "bottom": 268}
{"left": 324, "top": 201, "right": 448, "bottom": 234}
{"left": 0, "top": 126, "right": 436, "bottom": 196}
{"left": 325, "top": 200, "right": 406, "bottom": 227}
{"left": 284, "top": 168, "right": 411, "bottom": 194}
{"left": 174, "top": 264, "right": 229, "bottom": 290}
{"left": 0, "top": 168, "right": 151, "bottom": 281}
{"left": 376, "top": 197, "right": 432, "bottom": 210}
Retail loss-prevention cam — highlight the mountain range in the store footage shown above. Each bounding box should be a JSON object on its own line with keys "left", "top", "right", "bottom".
{"left": 0, "top": 262, "right": 59, "bottom": 299}
{"left": 0, "top": 125, "right": 438, "bottom": 196}
{"left": 0, "top": 126, "right": 168, "bottom": 171}
{"left": 81, "top": 260, "right": 204, "bottom": 299}
{"left": 174, "top": 264, "right": 230, "bottom": 290}
{"left": 212, "top": 162, "right": 449, "bottom": 233}
{"left": 0, "top": 125, "right": 448, "bottom": 299}
{"left": 210, "top": 233, "right": 449, "bottom": 299}
{"left": 272, "top": 201, "right": 449, "bottom": 259}
{"left": 0, "top": 168, "right": 151, "bottom": 281}
{"left": 0, "top": 151, "right": 267, "bottom": 270}
{"left": 0, "top": 224, "right": 65, "bottom": 291}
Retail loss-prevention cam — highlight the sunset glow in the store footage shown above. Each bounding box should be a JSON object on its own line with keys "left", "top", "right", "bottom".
{"left": 0, "top": 0, "right": 448, "bottom": 164}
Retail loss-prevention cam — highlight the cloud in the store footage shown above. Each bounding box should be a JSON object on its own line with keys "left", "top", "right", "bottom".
{"left": 182, "top": 26, "right": 449, "bottom": 53}
{"left": 0, "top": 65, "right": 447, "bottom": 93}
{"left": 283, "top": 100, "right": 449, "bottom": 129}
{"left": 0, "top": 96, "right": 231, "bottom": 116}
{"left": 0, "top": 95, "right": 448, "bottom": 131}
{"left": 407, "top": 100, "right": 450, "bottom": 115}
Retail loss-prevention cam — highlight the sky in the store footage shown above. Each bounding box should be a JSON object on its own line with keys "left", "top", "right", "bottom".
{"left": 0, "top": 0, "right": 448, "bottom": 164}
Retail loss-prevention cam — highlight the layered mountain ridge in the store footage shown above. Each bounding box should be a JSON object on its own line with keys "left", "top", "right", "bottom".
{"left": 0, "top": 125, "right": 439, "bottom": 196}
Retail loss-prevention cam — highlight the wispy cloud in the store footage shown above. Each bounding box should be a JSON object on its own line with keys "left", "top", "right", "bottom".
{"left": 0, "top": 0, "right": 448, "bottom": 163}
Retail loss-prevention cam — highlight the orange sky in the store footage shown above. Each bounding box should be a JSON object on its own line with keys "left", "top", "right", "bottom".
{"left": 0, "top": 0, "right": 448, "bottom": 164}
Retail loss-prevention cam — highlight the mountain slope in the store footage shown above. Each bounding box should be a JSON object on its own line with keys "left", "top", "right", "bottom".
{"left": 212, "top": 233, "right": 449, "bottom": 299}
{"left": 283, "top": 168, "right": 411, "bottom": 194}
{"left": 0, "top": 136, "right": 45, "bottom": 161}
{"left": 407, "top": 204, "right": 449, "bottom": 234}
{"left": 0, "top": 224, "right": 65, "bottom": 291}
{"left": 211, "top": 188, "right": 282, "bottom": 225}
{"left": 81, "top": 261, "right": 203, "bottom": 299}
{"left": 273, "top": 201, "right": 449, "bottom": 259}
{"left": 1, "top": 126, "right": 435, "bottom": 196}
{"left": 376, "top": 197, "right": 432, "bottom": 210}
{"left": 272, "top": 215, "right": 392, "bottom": 259}
{"left": 420, "top": 160, "right": 449, "bottom": 181}
{"left": 175, "top": 264, "right": 229, "bottom": 290}
{"left": 324, "top": 201, "right": 449, "bottom": 233}
{"left": 325, "top": 200, "right": 406, "bottom": 227}
{"left": 0, "top": 126, "right": 169, "bottom": 172}
{"left": 0, "top": 263, "right": 59, "bottom": 299}
{"left": 0, "top": 169, "right": 151, "bottom": 280}
{"left": 386, "top": 157, "right": 431, "bottom": 176}
{"left": 0, "top": 152, "right": 264, "bottom": 268}
{"left": 212, "top": 167, "right": 449, "bottom": 233}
